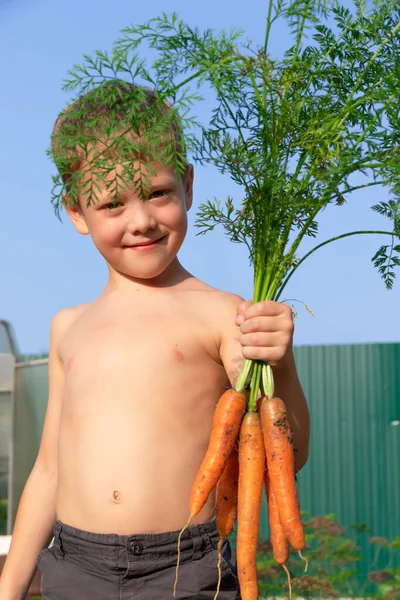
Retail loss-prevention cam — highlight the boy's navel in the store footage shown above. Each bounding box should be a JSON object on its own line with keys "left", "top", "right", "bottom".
{"left": 112, "top": 490, "right": 122, "bottom": 503}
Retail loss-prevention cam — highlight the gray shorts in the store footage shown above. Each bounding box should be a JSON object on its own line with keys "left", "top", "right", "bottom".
{"left": 36, "top": 518, "right": 241, "bottom": 599}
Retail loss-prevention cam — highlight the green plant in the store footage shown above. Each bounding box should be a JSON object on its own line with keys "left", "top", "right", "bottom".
{"left": 251, "top": 513, "right": 400, "bottom": 598}
{"left": 256, "top": 513, "right": 363, "bottom": 597}
{"left": 368, "top": 537, "right": 400, "bottom": 599}
{"left": 49, "top": 0, "right": 400, "bottom": 405}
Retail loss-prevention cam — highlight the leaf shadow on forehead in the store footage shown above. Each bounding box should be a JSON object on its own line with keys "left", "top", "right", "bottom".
{"left": 50, "top": 79, "right": 191, "bottom": 213}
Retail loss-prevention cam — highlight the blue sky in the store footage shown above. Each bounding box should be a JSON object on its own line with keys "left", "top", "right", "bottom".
{"left": 0, "top": 0, "right": 398, "bottom": 355}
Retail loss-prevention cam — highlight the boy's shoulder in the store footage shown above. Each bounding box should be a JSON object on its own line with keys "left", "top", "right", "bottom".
{"left": 51, "top": 303, "right": 91, "bottom": 328}
{"left": 190, "top": 282, "right": 245, "bottom": 382}
{"left": 187, "top": 279, "right": 244, "bottom": 331}
{"left": 185, "top": 278, "right": 244, "bottom": 310}
{"left": 50, "top": 303, "right": 91, "bottom": 347}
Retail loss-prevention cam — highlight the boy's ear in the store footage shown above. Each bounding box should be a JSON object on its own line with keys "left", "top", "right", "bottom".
{"left": 184, "top": 164, "right": 194, "bottom": 211}
{"left": 63, "top": 193, "right": 90, "bottom": 235}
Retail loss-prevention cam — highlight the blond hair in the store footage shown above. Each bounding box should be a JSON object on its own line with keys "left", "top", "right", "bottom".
{"left": 51, "top": 80, "right": 188, "bottom": 207}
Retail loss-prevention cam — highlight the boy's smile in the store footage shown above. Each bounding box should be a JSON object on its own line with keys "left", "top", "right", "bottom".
{"left": 125, "top": 237, "right": 165, "bottom": 250}
{"left": 64, "top": 161, "right": 194, "bottom": 284}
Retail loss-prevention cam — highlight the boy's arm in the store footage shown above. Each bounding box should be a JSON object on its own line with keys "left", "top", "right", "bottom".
{"left": 0, "top": 311, "right": 68, "bottom": 600}
{"left": 218, "top": 294, "right": 310, "bottom": 473}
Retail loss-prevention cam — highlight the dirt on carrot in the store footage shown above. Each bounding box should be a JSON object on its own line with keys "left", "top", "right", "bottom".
{"left": 264, "top": 467, "right": 289, "bottom": 565}
{"left": 259, "top": 397, "right": 305, "bottom": 557}
{"left": 190, "top": 389, "right": 247, "bottom": 519}
{"left": 215, "top": 442, "right": 239, "bottom": 540}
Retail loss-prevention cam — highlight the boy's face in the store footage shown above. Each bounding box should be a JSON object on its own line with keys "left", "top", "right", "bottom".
{"left": 64, "top": 160, "right": 194, "bottom": 282}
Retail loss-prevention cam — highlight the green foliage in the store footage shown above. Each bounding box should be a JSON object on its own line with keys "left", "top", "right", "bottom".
{"left": 192, "top": 0, "right": 400, "bottom": 299}
{"left": 49, "top": 79, "right": 196, "bottom": 215}
{"left": 368, "top": 536, "right": 400, "bottom": 599}
{"left": 256, "top": 513, "right": 362, "bottom": 597}
{"left": 252, "top": 513, "right": 400, "bottom": 598}
{"left": 370, "top": 200, "right": 400, "bottom": 289}
{"left": 49, "top": 0, "right": 400, "bottom": 295}
{"left": 49, "top": 1, "right": 400, "bottom": 399}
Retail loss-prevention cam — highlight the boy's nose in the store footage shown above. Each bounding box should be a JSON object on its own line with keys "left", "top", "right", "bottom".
{"left": 126, "top": 203, "right": 157, "bottom": 233}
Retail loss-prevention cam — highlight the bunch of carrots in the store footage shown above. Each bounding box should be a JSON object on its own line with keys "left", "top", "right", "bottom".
{"left": 174, "top": 367, "right": 307, "bottom": 600}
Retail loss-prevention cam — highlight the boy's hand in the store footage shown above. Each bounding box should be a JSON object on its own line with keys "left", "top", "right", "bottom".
{"left": 235, "top": 300, "right": 294, "bottom": 369}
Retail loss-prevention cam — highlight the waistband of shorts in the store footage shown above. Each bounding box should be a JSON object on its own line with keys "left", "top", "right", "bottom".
{"left": 52, "top": 517, "right": 220, "bottom": 560}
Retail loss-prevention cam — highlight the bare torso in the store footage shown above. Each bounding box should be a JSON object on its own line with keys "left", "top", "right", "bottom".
{"left": 55, "top": 279, "right": 242, "bottom": 534}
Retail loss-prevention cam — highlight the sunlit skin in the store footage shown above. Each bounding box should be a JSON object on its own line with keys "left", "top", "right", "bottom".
{"left": 65, "top": 161, "right": 194, "bottom": 287}
{"left": 33, "top": 159, "right": 310, "bottom": 535}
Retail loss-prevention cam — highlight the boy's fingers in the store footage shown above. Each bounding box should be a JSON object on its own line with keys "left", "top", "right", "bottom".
{"left": 235, "top": 300, "right": 252, "bottom": 325}
{"left": 244, "top": 300, "right": 291, "bottom": 319}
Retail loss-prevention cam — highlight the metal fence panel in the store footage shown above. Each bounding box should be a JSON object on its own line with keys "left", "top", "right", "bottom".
{"left": 0, "top": 320, "right": 18, "bottom": 355}
{"left": 287, "top": 343, "right": 400, "bottom": 585}
{"left": 8, "top": 360, "right": 48, "bottom": 532}
{"left": 0, "top": 391, "right": 12, "bottom": 500}
{"left": 0, "top": 321, "right": 17, "bottom": 532}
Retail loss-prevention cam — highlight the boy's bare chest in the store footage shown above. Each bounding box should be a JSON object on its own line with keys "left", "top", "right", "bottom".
{"left": 59, "top": 302, "right": 229, "bottom": 405}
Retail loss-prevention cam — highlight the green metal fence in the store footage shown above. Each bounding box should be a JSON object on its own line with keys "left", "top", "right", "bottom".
{"left": 296, "top": 343, "right": 400, "bottom": 525}
{"left": 290, "top": 343, "right": 400, "bottom": 588}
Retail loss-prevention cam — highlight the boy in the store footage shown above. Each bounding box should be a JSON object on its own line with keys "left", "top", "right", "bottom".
{"left": 0, "top": 81, "right": 310, "bottom": 599}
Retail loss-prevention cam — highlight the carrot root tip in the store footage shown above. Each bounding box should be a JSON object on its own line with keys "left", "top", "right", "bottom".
{"left": 173, "top": 515, "right": 193, "bottom": 597}
{"left": 213, "top": 538, "right": 224, "bottom": 600}
{"left": 282, "top": 563, "right": 292, "bottom": 600}
{"left": 298, "top": 549, "right": 308, "bottom": 572}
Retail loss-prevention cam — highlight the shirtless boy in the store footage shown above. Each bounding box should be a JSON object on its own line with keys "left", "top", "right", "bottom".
{"left": 0, "top": 81, "right": 310, "bottom": 599}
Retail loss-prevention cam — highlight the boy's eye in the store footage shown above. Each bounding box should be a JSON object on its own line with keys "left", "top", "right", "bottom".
{"left": 101, "top": 190, "right": 169, "bottom": 209}
{"left": 104, "top": 201, "right": 122, "bottom": 210}
{"left": 150, "top": 189, "right": 169, "bottom": 199}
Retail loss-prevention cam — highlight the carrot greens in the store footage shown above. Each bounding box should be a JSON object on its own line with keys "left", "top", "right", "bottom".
{"left": 49, "top": 0, "right": 400, "bottom": 410}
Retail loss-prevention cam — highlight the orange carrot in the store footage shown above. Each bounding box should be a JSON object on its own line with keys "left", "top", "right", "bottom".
{"left": 174, "top": 389, "right": 247, "bottom": 596}
{"left": 190, "top": 389, "right": 247, "bottom": 518}
{"left": 259, "top": 397, "right": 305, "bottom": 556}
{"left": 264, "top": 468, "right": 289, "bottom": 566}
{"left": 214, "top": 443, "right": 239, "bottom": 600}
{"left": 215, "top": 442, "right": 239, "bottom": 540}
{"left": 265, "top": 467, "right": 292, "bottom": 600}
{"left": 237, "top": 411, "right": 265, "bottom": 600}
